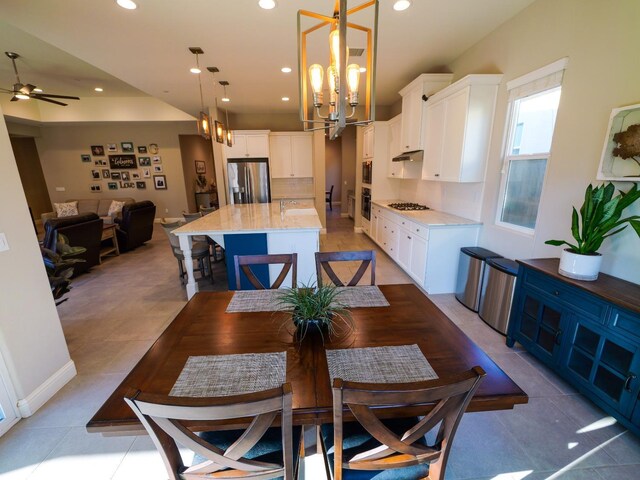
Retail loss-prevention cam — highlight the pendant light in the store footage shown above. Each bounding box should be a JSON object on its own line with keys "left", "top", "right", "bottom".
{"left": 189, "top": 47, "right": 211, "bottom": 139}
{"left": 220, "top": 81, "right": 234, "bottom": 147}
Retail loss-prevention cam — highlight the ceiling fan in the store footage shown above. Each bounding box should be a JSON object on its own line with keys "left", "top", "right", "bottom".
{"left": 1, "top": 52, "right": 80, "bottom": 106}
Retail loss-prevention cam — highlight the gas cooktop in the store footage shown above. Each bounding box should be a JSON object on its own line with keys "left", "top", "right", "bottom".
{"left": 388, "top": 202, "right": 430, "bottom": 211}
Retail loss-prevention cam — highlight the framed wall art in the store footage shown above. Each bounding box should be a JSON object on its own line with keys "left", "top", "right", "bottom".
{"left": 91, "top": 145, "right": 105, "bottom": 156}
{"left": 153, "top": 165, "right": 163, "bottom": 173}
{"left": 142, "top": 168, "right": 151, "bottom": 178}
{"left": 110, "top": 172, "right": 121, "bottom": 180}
{"left": 108, "top": 182, "right": 118, "bottom": 190}
{"left": 152, "top": 155, "right": 161, "bottom": 164}
{"left": 90, "top": 184, "right": 102, "bottom": 192}
{"left": 101, "top": 169, "right": 111, "bottom": 178}
{"left": 154, "top": 175, "right": 167, "bottom": 190}
{"left": 138, "top": 157, "right": 151, "bottom": 166}
{"left": 136, "top": 181, "right": 146, "bottom": 189}
{"left": 137, "top": 145, "right": 147, "bottom": 154}
{"left": 121, "top": 142, "right": 134, "bottom": 153}
{"left": 107, "top": 143, "right": 118, "bottom": 152}
{"left": 121, "top": 171, "right": 131, "bottom": 181}
{"left": 149, "top": 143, "right": 159, "bottom": 154}
{"left": 108, "top": 154, "right": 137, "bottom": 169}
{"left": 81, "top": 154, "right": 91, "bottom": 162}
{"left": 195, "top": 160, "right": 206, "bottom": 174}
{"left": 598, "top": 103, "right": 640, "bottom": 181}
{"left": 91, "top": 169, "right": 101, "bottom": 180}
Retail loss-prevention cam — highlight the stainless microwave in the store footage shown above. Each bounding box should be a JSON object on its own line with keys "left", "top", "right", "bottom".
{"left": 362, "top": 161, "right": 372, "bottom": 184}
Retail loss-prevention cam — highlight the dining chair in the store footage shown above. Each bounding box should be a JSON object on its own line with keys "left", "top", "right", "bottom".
{"left": 200, "top": 205, "right": 217, "bottom": 214}
{"left": 184, "top": 211, "right": 224, "bottom": 263}
{"left": 183, "top": 211, "right": 203, "bottom": 222}
{"left": 315, "top": 250, "right": 376, "bottom": 287}
{"left": 234, "top": 253, "right": 297, "bottom": 290}
{"left": 125, "top": 383, "right": 302, "bottom": 480}
{"left": 160, "top": 221, "right": 213, "bottom": 284}
{"left": 326, "top": 185, "right": 334, "bottom": 211}
{"left": 320, "top": 366, "right": 486, "bottom": 480}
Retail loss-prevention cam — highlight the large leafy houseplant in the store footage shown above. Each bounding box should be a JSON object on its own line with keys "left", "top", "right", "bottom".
{"left": 545, "top": 182, "right": 640, "bottom": 254}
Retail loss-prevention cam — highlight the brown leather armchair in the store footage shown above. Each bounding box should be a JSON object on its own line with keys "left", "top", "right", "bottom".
{"left": 116, "top": 200, "right": 156, "bottom": 252}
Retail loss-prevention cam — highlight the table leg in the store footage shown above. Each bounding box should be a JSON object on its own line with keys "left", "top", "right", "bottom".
{"left": 179, "top": 235, "right": 198, "bottom": 299}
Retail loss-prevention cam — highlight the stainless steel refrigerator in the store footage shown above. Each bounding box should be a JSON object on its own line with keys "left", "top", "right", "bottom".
{"left": 226, "top": 158, "right": 271, "bottom": 204}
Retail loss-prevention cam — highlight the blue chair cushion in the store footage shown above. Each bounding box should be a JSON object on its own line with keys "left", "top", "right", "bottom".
{"left": 196, "top": 425, "right": 302, "bottom": 479}
{"left": 321, "top": 418, "right": 431, "bottom": 480}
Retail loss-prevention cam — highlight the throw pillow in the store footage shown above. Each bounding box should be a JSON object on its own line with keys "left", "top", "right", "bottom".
{"left": 54, "top": 201, "right": 78, "bottom": 217}
{"left": 107, "top": 200, "right": 126, "bottom": 217}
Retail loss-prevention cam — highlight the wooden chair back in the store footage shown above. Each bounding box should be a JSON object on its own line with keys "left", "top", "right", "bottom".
{"left": 315, "top": 250, "right": 376, "bottom": 287}
{"left": 330, "top": 366, "right": 486, "bottom": 480}
{"left": 125, "top": 384, "right": 295, "bottom": 480}
{"left": 234, "top": 253, "right": 298, "bottom": 290}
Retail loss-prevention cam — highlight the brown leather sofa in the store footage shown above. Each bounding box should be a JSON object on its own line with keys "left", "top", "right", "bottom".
{"left": 115, "top": 201, "right": 156, "bottom": 252}
{"left": 43, "top": 213, "right": 104, "bottom": 275}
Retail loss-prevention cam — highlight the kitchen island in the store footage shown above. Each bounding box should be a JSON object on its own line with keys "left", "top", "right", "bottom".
{"left": 173, "top": 202, "right": 322, "bottom": 298}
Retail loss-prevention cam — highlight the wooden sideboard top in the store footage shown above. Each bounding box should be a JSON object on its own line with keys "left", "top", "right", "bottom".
{"left": 517, "top": 258, "right": 640, "bottom": 315}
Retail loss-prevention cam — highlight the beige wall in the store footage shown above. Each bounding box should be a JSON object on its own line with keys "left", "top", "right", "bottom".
{"left": 0, "top": 105, "right": 73, "bottom": 402}
{"left": 325, "top": 137, "right": 342, "bottom": 206}
{"left": 10, "top": 136, "right": 52, "bottom": 222}
{"left": 417, "top": 0, "right": 640, "bottom": 283}
{"left": 179, "top": 134, "right": 217, "bottom": 213}
{"left": 35, "top": 122, "right": 197, "bottom": 219}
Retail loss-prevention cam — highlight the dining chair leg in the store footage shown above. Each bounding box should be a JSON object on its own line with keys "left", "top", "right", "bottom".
{"left": 207, "top": 253, "right": 214, "bottom": 284}
{"left": 177, "top": 258, "right": 186, "bottom": 284}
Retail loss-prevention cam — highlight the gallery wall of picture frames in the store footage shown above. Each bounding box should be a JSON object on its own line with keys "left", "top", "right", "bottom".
{"left": 82, "top": 142, "right": 163, "bottom": 192}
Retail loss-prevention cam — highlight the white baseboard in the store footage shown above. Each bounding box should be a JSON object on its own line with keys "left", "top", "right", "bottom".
{"left": 354, "top": 227, "right": 363, "bottom": 233}
{"left": 17, "top": 360, "right": 76, "bottom": 417}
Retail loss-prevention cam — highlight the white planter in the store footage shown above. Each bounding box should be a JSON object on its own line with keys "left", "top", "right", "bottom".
{"left": 558, "top": 249, "right": 602, "bottom": 281}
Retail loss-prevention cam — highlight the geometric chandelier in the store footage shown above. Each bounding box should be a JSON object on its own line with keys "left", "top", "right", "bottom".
{"left": 298, "top": 0, "right": 378, "bottom": 140}
{"left": 189, "top": 47, "right": 211, "bottom": 140}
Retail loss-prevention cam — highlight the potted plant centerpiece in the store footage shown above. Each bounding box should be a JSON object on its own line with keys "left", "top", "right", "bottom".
{"left": 277, "top": 283, "right": 353, "bottom": 342}
{"left": 546, "top": 182, "right": 640, "bottom": 280}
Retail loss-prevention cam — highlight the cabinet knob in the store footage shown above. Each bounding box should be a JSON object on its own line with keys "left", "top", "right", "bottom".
{"left": 435, "top": 173, "right": 440, "bottom": 177}
{"left": 407, "top": 236, "right": 412, "bottom": 239}
{"left": 405, "top": 145, "right": 409, "bottom": 149}
{"left": 624, "top": 373, "right": 637, "bottom": 392}
{"left": 554, "top": 329, "right": 563, "bottom": 346}
{"left": 554, "top": 290, "right": 560, "bottom": 296}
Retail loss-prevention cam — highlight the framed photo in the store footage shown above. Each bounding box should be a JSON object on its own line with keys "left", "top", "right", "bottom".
{"left": 101, "top": 169, "right": 111, "bottom": 178}
{"left": 136, "top": 181, "right": 146, "bottom": 189}
{"left": 149, "top": 143, "right": 159, "bottom": 154}
{"left": 91, "top": 169, "right": 101, "bottom": 180}
{"left": 195, "top": 160, "right": 206, "bottom": 174}
{"left": 121, "top": 142, "right": 134, "bottom": 153}
{"left": 121, "top": 171, "right": 131, "bottom": 181}
{"left": 90, "top": 184, "right": 102, "bottom": 192}
{"left": 81, "top": 154, "right": 91, "bottom": 162}
{"left": 108, "top": 154, "right": 137, "bottom": 169}
{"left": 137, "top": 145, "right": 148, "bottom": 154}
{"left": 94, "top": 159, "right": 108, "bottom": 166}
{"left": 153, "top": 164, "right": 163, "bottom": 173}
{"left": 91, "top": 145, "right": 105, "bottom": 156}
{"left": 152, "top": 155, "right": 162, "bottom": 164}
{"left": 131, "top": 172, "right": 141, "bottom": 180}
{"left": 597, "top": 103, "right": 640, "bottom": 180}
{"left": 142, "top": 168, "right": 151, "bottom": 178}
{"left": 138, "top": 156, "right": 151, "bottom": 166}
{"left": 107, "top": 143, "right": 118, "bottom": 152}
{"left": 108, "top": 182, "right": 118, "bottom": 190}
{"left": 154, "top": 175, "right": 167, "bottom": 190}
{"left": 110, "top": 172, "right": 121, "bottom": 180}
{"left": 214, "top": 120, "right": 225, "bottom": 144}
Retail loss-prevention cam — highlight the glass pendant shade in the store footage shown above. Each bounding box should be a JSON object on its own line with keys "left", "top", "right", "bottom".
{"left": 198, "top": 111, "right": 211, "bottom": 139}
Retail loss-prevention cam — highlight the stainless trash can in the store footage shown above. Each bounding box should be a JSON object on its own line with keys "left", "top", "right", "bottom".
{"left": 479, "top": 258, "right": 519, "bottom": 335}
{"left": 455, "top": 247, "right": 502, "bottom": 312}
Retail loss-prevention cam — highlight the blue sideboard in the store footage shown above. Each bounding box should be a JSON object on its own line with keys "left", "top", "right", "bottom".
{"left": 507, "top": 258, "right": 640, "bottom": 436}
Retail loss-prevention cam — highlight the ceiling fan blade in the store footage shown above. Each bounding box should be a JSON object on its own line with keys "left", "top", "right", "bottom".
{"left": 32, "top": 95, "right": 68, "bottom": 106}
{"left": 33, "top": 93, "right": 80, "bottom": 100}
{"left": 10, "top": 95, "right": 19, "bottom": 102}
{"left": 0, "top": 88, "right": 15, "bottom": 93}
{"left": 24, "top": 84, "right": 36, "bottom": 94}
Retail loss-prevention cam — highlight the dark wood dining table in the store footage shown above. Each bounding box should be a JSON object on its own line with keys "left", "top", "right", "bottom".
{"left": 87, "top": 284, "right": 528, "bottom": 435}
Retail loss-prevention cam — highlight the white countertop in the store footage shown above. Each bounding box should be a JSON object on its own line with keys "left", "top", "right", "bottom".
{"left": 372, "top": 200, "right": 481, "bottom": 227}
{"left": 173, "top": 202, "right": 322, "bottom": 236}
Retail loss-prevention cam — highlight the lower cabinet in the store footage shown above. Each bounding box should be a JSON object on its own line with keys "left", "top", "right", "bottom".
{"left": 507, "top": 259, "right": 640, "bottom": 436}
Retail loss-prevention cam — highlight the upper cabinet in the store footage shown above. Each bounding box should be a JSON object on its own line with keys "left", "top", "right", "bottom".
{"left": 399, "top": 74, "right": 453, "bottom": 153}
{"left": 363, "top": 125, "right": 375, "bottom": 159}
{"left": 224, "top": 130, "right": 270, "bottom": 158}
{"left": 269, "top": 132, "right": 313, "bottom": 178}
{"left": 388, "top": 114, "right": 421, "bottom": 179}
{"left": 421, "top": 74, "right": 502, "bottom": 183}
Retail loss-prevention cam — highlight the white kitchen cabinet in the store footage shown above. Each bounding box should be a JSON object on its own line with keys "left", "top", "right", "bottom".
{"left": 269, "top": 132, "right": 313, "bottom": 179}
{"left": 421, "top": 74, "right": 502, "bottom": 183}
{"left": 387, "top": 114, "right": 404, "bottom": 179}
{"left": 398, "top": 74, "right": 453, "bottom": 153}
{"left": 363, "top": 125, "right": 375, "bottom": 159}
{"left": 409, "top": 234, "right": 428, "bottom": 284}
{"left": 397, "top": 225, "right": 412, "bottom": 271}
{"left": 224, "top": 131, "right": 270, "bottom": 158}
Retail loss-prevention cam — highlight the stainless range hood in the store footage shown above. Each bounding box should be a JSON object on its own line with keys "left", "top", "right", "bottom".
{"left": 392, "top": 150, "right": 424, "bottom": 162}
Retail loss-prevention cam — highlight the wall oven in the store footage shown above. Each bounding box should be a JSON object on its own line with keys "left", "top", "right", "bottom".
{"left": 361, "top": 187, "right": 371, "bottom": 220}
{"left": 362, "top": 161, "right": 372, "bottom": 185}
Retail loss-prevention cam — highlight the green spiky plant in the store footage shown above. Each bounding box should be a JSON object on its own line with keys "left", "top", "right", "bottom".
{"left": 276, "top": 282, "right": 353, "bottom": 342}
{"left": 545, "top": 182, "right": 640, "bottom": 254}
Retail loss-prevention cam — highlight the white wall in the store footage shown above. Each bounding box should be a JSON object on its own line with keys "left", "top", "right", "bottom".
{"left": 405, "top": 0, "right": 640, "bottom": 284}
{"left": 0, "top": 105, "right": 74, "bottom": 409}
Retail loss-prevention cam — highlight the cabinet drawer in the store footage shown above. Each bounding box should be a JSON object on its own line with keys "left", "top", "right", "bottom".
{"left": 609, "top": 307, "right": 640, "bottom": 344}
{"left": 524, "top": 270, "right": 607, "bottom": 321}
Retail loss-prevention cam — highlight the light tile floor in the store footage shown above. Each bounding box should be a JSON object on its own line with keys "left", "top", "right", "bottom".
{"left": 1, "top": 209, "right": 639, "bottom": 479}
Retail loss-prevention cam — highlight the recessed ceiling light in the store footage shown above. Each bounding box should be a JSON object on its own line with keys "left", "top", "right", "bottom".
{"left": 281, "top": 67, "right": 292, "bottom": 73}
{"left": 116, "top": 0, "right": 137, "bottom": 10}
{"left": 258, "top": 0, "right": 276, "bottom": 10}
{"left": 221, "top": 97, "right": 230, "bottom": 102}
{"left": 33, "top": 88, "right": 43, "bottom": 92}
{"left": 393, "top": 0, "right": 412, "bottom": 11}
{"left": 94, "top": 87, "right": 104, "bottom": 92}
{"left": 190, "top": 67, "right": 201, "bottom": 74}
{"left": 359, "top": 67, "right": 367, "bottom": 73}
{"left": 282, "top": 97, "right": 290, "bottom": 102}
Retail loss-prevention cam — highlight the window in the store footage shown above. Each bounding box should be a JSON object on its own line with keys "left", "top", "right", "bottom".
{"left": 497, "top": 58, "right": 567, "bottom": 232}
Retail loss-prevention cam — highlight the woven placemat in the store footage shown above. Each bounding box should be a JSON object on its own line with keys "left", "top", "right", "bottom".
{"left": 170, "top": 352, "right": 286, "bottom": 397}
{"left": 226, "top": 289, "right": 288, "bottom": 313}
{"left": 326, "top": 344, "right": 438, "bottom": 383}
{"left": 333, "top": 285, "right": 390, "bottom": 308}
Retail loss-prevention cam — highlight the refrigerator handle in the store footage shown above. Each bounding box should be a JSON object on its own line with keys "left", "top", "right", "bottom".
{"left": 245, "top": 168, "right": 252, "bottom": 202}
